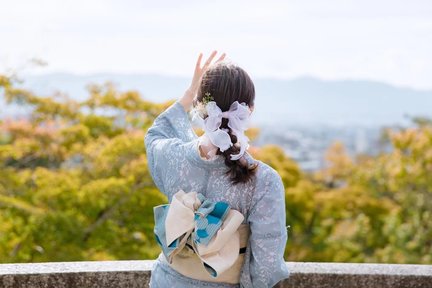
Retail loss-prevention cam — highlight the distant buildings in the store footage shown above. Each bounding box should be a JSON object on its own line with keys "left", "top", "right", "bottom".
{"left": 253, "top": 124, "right": 386, "bottom": 172}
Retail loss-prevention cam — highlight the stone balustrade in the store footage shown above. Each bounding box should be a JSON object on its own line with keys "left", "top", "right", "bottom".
{"left": 1, "top": 260, "right": 431, "bottom": 288}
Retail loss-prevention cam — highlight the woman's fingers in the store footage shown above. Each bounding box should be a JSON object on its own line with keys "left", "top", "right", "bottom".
{"left": 215, "top": 53, "right": 226, "bottom": 63}
{"left": 195, "top": 51, "right": 226, "bottom": 77}
{"left": 188, "top": 50, "right": 226, "bottom": 97}
{"left": 203, "top": 50, "right": 218, "bottom": 68}
{"left": 196, "top": 52, "right": 203, "bottom": 70}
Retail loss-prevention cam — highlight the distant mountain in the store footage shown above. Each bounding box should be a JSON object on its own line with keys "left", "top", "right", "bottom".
{"left": 255, "top": 76, "right": 432, "bottom": 126}
{"left": 2, "top": 72, "right": 431, "bottom": 126}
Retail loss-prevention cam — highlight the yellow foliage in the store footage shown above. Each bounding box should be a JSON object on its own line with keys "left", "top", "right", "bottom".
{"left": 0, "top": 73, "right": 431, "bottom": 264}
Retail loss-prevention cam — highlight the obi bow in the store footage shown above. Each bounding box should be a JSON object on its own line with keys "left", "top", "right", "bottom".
{"left": 153, "top": 190, "right": 244, "bottom": 277}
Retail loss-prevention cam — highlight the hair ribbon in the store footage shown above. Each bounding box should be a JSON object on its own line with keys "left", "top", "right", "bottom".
{"left": 191, "top": 101, "right": 251, "bottom": 161}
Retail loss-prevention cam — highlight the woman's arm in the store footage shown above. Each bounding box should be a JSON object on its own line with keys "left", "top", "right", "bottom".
{"left": 144, "top": 100, "right": 194, "bottom": 197}
{"left": 242, "top": 169, "right": 290, "bottom": 287}
{"left": 144, "top": 50, "right": 225, "bottom": 198}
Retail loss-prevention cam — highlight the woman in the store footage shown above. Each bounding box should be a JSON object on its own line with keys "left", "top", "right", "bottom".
{"left": 145, "top": 51, "right": 290, "bottom": 287}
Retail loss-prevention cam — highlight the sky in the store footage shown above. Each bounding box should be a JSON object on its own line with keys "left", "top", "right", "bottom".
{"left": 0, "top": 0, "right": 431, "bottom": 90}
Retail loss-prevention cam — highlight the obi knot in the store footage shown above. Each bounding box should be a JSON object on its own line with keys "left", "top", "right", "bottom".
{"left": 153, "top": 189, "right": 244, "bottom": 277}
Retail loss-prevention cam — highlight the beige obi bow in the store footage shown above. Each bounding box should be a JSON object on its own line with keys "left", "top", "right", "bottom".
{"left": 153, "top": 189, "right": 245, "bottom": 277}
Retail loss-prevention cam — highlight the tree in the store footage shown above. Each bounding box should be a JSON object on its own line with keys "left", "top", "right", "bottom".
{"left": 1, "top": 73, "right": 431, "bottom": 264}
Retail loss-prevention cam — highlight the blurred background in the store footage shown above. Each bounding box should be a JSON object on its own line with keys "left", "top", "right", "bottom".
{"left": 0, "top": 0, "right": 431, "bottom": 264}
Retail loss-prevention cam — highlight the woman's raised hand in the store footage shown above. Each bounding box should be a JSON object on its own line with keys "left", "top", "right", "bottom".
{"left": 180, "top": 50, "right": 226, "bottom": 112}
{"left": 190, "top": 50, "right": 226, "bottom": 92}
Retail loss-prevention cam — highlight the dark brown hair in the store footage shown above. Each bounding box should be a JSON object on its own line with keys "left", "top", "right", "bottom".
{"left": 194, "top": 61, "right": 257, "bottom": 185}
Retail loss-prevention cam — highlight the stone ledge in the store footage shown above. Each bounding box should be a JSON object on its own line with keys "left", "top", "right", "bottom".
{"left": 0, "top": 260, "right": 431, "bottom": 288}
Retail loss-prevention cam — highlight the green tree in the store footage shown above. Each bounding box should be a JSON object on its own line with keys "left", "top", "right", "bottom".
{"left": 1, "top": 72, "right": 431, "bottom": 265}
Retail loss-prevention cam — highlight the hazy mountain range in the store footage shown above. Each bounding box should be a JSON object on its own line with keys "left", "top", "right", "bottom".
{"left": 2, "top": 72, "right": 431, "bottom": 127}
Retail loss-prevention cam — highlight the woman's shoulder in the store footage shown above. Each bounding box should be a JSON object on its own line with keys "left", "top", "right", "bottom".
{"left": 237, "top": 150, "right": 282, "bottom": 185}
{"left": 250, "top": 159, "right": 284, "bottom": 204}
{"left": 256, "top": 161, "right": 283, "bottom": 186}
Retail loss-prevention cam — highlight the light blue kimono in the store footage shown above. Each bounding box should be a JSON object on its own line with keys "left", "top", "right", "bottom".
{"left": 144, "top": 99, "right": 290, "bottom": 288}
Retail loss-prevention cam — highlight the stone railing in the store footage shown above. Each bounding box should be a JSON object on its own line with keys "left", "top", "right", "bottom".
{"left": 0, "top": 260, "right": 431, "bottom": 288}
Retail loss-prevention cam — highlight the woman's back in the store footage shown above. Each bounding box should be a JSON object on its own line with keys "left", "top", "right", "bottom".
{"left": 145, "top": 51, "right": 289, "bottom": 287}
{"left": 145, "top": 99, "right": 289, "bottom": 287}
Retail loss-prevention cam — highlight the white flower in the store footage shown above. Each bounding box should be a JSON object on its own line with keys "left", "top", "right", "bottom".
{"left": 190, "top": 101, "right": 208, "bottom": 119}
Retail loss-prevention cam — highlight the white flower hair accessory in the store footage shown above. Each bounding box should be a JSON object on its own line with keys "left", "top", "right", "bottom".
{"left": 190, "top": 94, "right": 252, "bottom": 161}
{"left": 192, "top": 92, "right": 213, "bottom": 119}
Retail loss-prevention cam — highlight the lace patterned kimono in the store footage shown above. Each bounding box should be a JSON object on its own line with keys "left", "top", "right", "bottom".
{"left": 144, "top": 100, "right": 290, "bottom": 288}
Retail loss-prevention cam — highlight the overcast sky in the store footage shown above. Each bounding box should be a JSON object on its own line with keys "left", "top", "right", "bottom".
{"left": 0, "top": 0, "right": 431, "bottom": 90}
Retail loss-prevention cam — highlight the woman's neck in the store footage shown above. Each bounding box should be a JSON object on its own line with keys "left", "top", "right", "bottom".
{"left": 198, "top": 133, "right": 219, "bottom": 160}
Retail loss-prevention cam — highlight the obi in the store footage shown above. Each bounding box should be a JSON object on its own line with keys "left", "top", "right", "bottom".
{"left": 153, "top": 189, "right": 247, "bottom": 279}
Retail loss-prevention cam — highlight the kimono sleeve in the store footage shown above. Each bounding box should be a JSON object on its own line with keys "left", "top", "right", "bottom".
{"left": 144, "top": 100, "right": 196, "bottom": 197}
{"left": 245, "top": 170, "right": 290, "bottom": 287}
